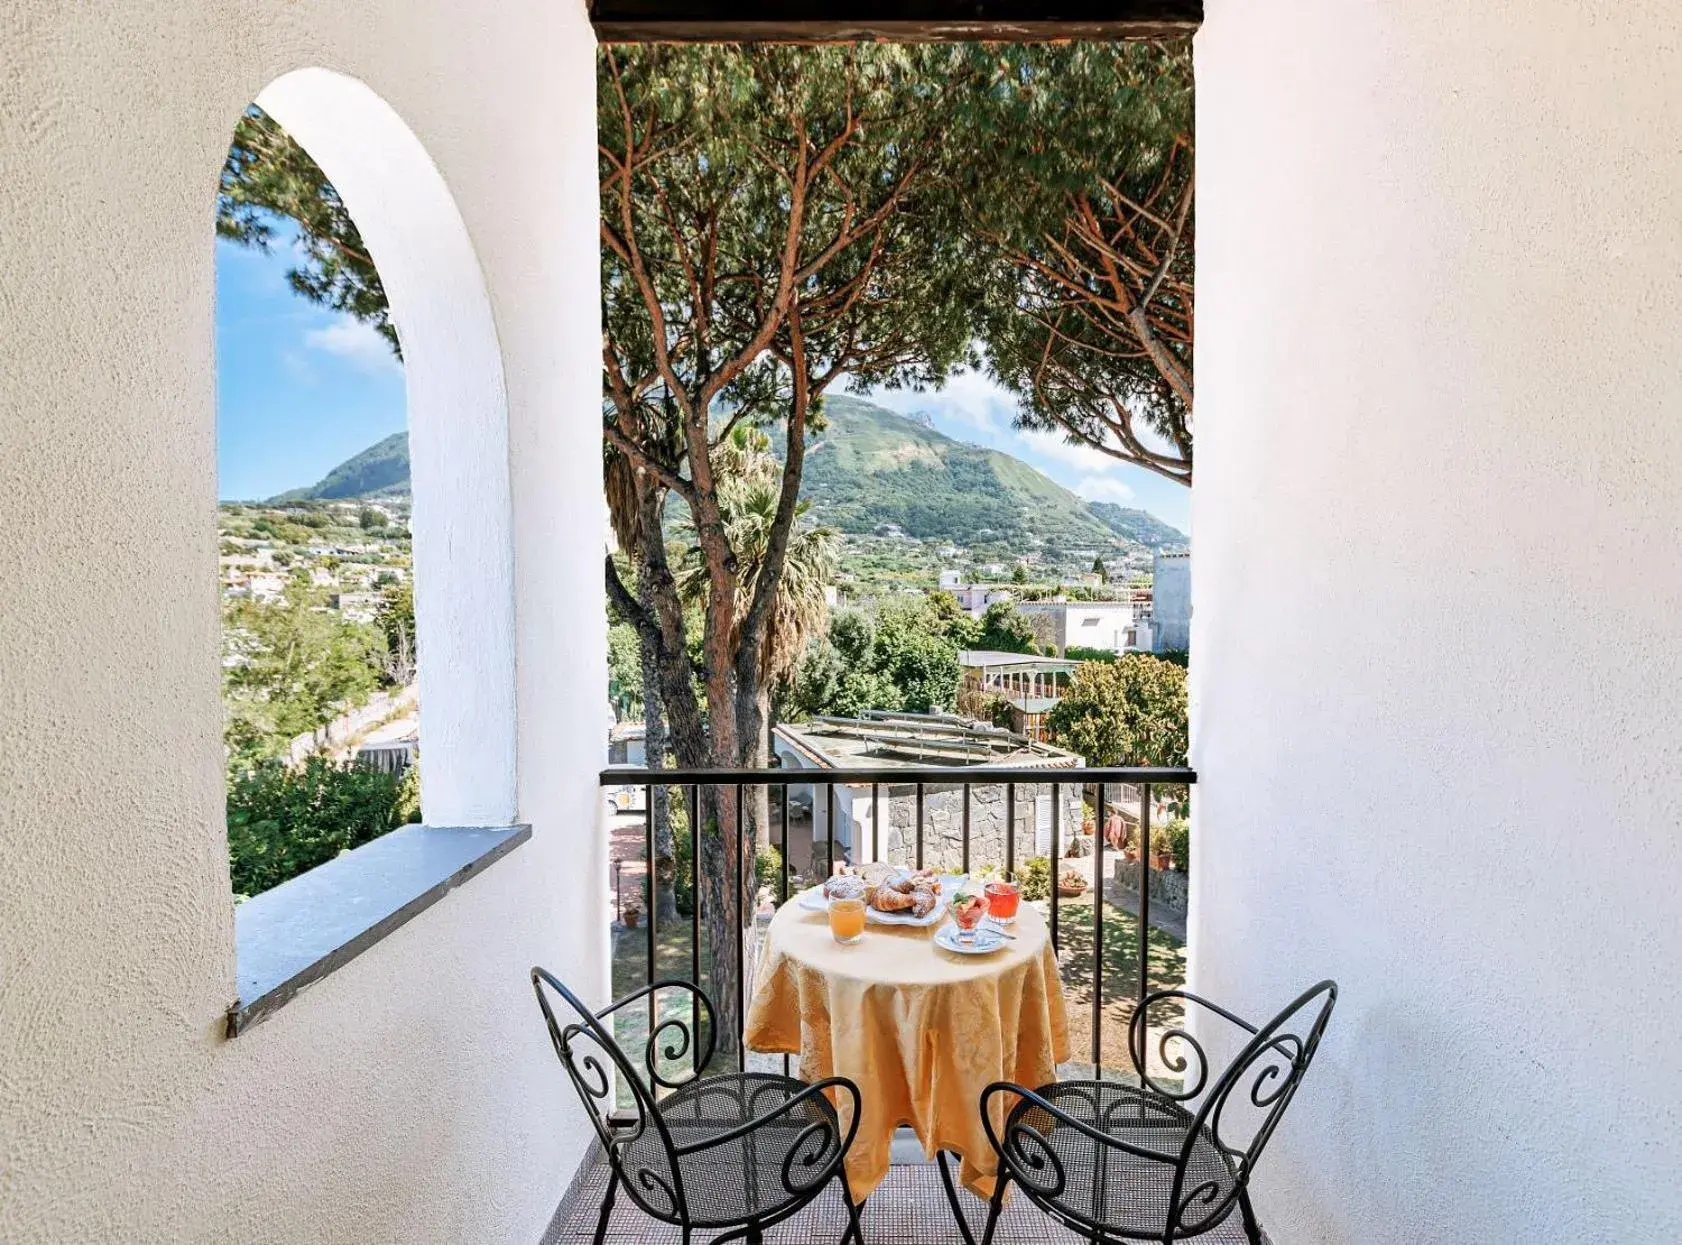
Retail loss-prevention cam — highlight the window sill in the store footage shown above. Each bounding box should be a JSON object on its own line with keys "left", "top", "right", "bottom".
{"left": 227, "top": 822, "right": 531, "bottom": 1037}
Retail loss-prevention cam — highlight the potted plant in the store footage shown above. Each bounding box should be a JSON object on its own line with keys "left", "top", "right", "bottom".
{"left": 1057, "top": 864, "right": 1088, "bottom": 897}
{"left": 1123, "top": 828, "right": 1141, "bottom": 863}
{"left": 1150, "top": 826, "right": 1173, "bottom": 872}
{"left": 1165, "top": 818, "right": 1190, "bottom": 873}
{"left": 622, "top": 897, "right": 643, "bottom": 928}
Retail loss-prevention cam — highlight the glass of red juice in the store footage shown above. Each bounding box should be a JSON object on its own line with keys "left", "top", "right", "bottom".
{"left": 984, "top": 877, "right": 1021, "bottom": 923}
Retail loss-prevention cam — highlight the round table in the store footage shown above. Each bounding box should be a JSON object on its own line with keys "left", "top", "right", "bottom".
{"left": 743, "top": 896, "right": 1070, "bottom": 1209}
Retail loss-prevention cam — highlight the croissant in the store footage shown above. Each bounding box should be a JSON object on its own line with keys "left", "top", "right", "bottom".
{"left": 890, "top": 870, "right": 936, "bottom": 895}
{"left": 890, "top": 869, "right": 940, "bottom": 895}
{"left": 871, "top": 888, "right": 916, "bottom": 913}
{"left": 909, "top": 889, "right": 937, "bottom": 918}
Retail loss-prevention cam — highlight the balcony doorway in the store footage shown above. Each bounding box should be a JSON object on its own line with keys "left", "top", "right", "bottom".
{"left": 594, "top": 38, "right": 1195, "bottom": 1087}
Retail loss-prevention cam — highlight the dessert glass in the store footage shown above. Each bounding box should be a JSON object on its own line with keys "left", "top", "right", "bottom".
{"left": 949, "top": 890, "right": 990, "bottom": 944}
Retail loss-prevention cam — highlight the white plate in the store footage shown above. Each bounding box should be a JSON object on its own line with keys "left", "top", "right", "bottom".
{"left": 934, "top": 922, "right": 1008, "bottom": 955}
{"left": 795, "top": 875, "right": 967, "bottom": 928}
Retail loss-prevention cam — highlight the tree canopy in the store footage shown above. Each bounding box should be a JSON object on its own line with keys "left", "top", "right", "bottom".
{"left": 599, "top": 42, "right": 989, "bottom": 775}
{"left": 218, "top": 108, "right": 399, "bottom": 355}
{"left": 963, "top": 41, "right": 1194, "bottom": 485}
{"left": 1046, "top": 654, "right": 1188, "bottom": 767}
{"left": 974, "top": 600, "right": 1038, "bottom": 655}
{"left": 222, "top": 576, "right": 387, "bottom": 767}
{"left": 788, "top": 597, "right": 971, "bottom": 720}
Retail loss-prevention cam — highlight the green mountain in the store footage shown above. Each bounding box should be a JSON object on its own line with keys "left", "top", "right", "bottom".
{"left": 1087, "top": 501, "right": 1188, "bottom": 550}
{"left": 269, "top": 399, "right": 1187, "bottom": 555}
{"left": 270, "top": 432, "right": 410, "bottom": 502}
{"left": 799, "top": 396, "right": 1185, "bottom": 554}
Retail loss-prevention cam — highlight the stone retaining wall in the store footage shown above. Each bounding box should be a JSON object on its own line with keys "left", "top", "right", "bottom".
{"left": 880, "top": 781, "right": 1082, "bottom": 872}
{"left": 1111, "top": 858, "right": 1190, "bottom": 918}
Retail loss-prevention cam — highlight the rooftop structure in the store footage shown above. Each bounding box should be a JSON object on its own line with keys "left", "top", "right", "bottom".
{"left": 772, "top": 713, "right": 1085, "bottom": 872}
{"left": 1150, "top": 550, "right": 1191, "bottom": 653}
{"left": 774, "top": 710, "right": 1081, "bottom": 771}
{"left": 958, "top": 650, "right": 1079, "bottom": 674}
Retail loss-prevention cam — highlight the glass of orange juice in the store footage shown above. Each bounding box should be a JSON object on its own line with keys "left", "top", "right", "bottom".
{"left": 828, "top": 897, "right": 867, "bottom": 945}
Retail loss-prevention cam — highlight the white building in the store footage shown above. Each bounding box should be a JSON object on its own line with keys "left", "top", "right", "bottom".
{"left": 1018, "top": 599, "right": 1138, "bottom": 654}
{"left": 948, "top": 583, "right": 1014, "bottom": 616}
{"left": 1151, "top": 550, "right": 1190, "bottom": 653}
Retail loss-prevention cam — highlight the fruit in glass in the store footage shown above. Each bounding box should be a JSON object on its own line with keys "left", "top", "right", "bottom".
{"left": 984, "top": 878, "right": 1021, "bottom": 923}
{"left": 949, "top": 890, "right": 990, "bottom": 942}
{"left": 828, "top": 897, "right": 867, "bottom": 944}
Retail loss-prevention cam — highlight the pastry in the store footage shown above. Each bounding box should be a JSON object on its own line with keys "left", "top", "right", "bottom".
{"left": 890, "top": 869, "right": 941, "bottom": 895}
{"left": 823, "top": 874, "right": 869, "bottom": 902}
{"left": 871, "top": 887, "right": 916, "bottom": 913}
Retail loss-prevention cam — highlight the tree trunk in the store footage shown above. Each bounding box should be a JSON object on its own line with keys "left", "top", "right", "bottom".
{"left": 736, "top": 684, "right": 774, "bottom": 853}
{"left": 637, "top": 570, "right": 678, "bottom": 925}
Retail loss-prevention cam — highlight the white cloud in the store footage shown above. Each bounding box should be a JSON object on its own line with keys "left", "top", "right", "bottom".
{"left": 862, "top": 368, "right": 1017, "bottom": 433}
{"left": 280, "top": 351, "right": 319, "bottom": 386}
{"left": 1073, "top": 473, "right": 1136, "bottom": 504}
{"left": 1024, "top": 430, "right": 1117, "bottom": 473}
{"left": 303, "top": 318, "right": 400, "bottom": 375}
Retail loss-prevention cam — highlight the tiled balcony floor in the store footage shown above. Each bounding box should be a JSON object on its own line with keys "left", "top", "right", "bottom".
{"left": 543, "top": 1156, "right": 1264, "bottom": 1244}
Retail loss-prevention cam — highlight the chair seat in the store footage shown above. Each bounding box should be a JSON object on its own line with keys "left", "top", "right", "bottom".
{"left": 621, "top": 1072, "right": 844, "bottom": 1228}
{"left": 1007, "top": 1081, "right": 1240, "bottom": 1240}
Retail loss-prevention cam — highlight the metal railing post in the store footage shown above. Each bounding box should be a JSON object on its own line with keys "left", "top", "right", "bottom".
{"left": 1049, "top": 782, "right": 1061, "bottom": 953}
{"left": 1137, "top": 782, "right": 1153, "bottom": 1020}
{"left": 1092, "top": 781, "right": 1106, "bottom": 1078}
{"left": 646, "top": 785, "right": 656, "bottom": 1037}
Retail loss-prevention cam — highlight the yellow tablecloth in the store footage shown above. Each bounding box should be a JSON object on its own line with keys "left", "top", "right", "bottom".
{"left": 743, "top": 898, "right": 1069, "bottom": 1201}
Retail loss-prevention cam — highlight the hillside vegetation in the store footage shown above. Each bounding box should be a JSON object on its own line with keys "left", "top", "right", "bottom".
{"left": 271, "top": 431, "right": 409, "bottom": 502}
{"left": 265, "top": 398, "right": 1186, "bottom": 579}
{"left": 802, "top": 396, "right": 1119, "bottom": 549}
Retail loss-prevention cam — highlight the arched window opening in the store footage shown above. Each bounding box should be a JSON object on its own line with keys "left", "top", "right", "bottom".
{"left": 217, "top": 104, "right": 418, "bottom": 900}
{"left": 213, "top": 70, "right": 516, "bottom": 927}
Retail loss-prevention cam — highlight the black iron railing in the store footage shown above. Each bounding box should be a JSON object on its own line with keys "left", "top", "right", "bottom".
{"left": 599, "top": 764, "right": 1195, "bottom": 1082}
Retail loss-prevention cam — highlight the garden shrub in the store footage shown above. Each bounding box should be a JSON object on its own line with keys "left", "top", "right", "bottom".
{"left": 1165, "top": 817, "right": 1190, "bottom": 872}
{"left": 226, "top": 756, "right": 420, "bottom": 898}
{"left": 1019, "top": 854, "right": 1053, "bottom": 902}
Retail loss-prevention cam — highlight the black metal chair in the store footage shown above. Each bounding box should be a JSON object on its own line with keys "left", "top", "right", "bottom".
{"left": 978, "top": 980, "right": 1338, "bottom": 1245}
{"left": 532, "top": 968, "right": 866, "bottom": 1245}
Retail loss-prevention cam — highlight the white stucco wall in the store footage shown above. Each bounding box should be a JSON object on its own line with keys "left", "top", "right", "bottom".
{"left": 1194, "top": 2, "right": 1682, "bottom": 1241}
{"left": 0, "top": 2, "right": 605, "bottom": 1242}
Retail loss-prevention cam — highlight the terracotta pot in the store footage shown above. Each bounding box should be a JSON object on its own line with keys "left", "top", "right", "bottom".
{"left": 1123, "top": 847, "right": 1140, "bottom": 863}
{"left": 623, "top": 909, "right": 641, "bottom": 928}
{"left": 1151, "top": 851, "right": 1172, "bottom": 871}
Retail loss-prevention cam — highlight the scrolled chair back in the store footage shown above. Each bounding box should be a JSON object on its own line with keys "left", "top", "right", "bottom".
{"left": 531, "top": 969, "right": 719, "bottom": 1223}
{"left": 1133, "top": 980, "right": 1338, "bottom": 1238}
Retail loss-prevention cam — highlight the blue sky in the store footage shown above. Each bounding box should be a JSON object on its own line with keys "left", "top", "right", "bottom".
{"left": 216, "top": 226, "right": 406, "bottom": 501}
{"left": 216, "top": 232, "right": 1189, "bottom": 534}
